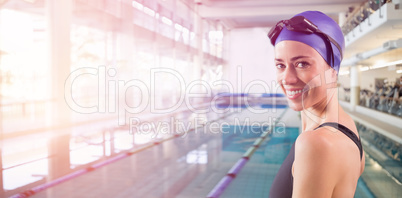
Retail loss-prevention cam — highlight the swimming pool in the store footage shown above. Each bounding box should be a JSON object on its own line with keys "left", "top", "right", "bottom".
{"left": 8, "top": 107, "right": 401, "bottom": 198}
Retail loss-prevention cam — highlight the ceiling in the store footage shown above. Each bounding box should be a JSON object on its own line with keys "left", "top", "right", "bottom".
{"left": 2, "top": 0, "right": 401, "bottom": 68}
{"left": 197, "top": 0, "right": 367, "bottom": 28}
{"left": 196, "top": 0, "right": 402, "bottom": 69}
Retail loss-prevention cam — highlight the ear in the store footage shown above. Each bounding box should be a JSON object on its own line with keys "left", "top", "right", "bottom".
{"left": 324, "top": 67, "right": 338, "bottom": 85}
{"left": 331, "top": 68, "right": 338, "bottom": 79}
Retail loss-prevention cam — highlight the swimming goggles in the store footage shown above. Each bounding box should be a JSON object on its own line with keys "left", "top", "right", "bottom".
{"left": 268, "top": 16, "right": 343, "bottom": 66}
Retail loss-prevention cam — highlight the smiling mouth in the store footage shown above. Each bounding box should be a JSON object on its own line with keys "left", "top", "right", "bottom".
{"left": 284, "top": 86, "right": 310, "bottom": 99}
{"left": 286, "top": 89, "right": 302, "bottom": 96}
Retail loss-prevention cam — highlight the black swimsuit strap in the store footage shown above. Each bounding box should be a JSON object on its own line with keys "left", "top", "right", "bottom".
{"left": 314, "top": 122, "right": 363, "bottom": 160}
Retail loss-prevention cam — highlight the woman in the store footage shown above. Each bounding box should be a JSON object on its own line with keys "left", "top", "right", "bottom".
{"left": 268, "top": 11, "right": 365, "bottom": 197}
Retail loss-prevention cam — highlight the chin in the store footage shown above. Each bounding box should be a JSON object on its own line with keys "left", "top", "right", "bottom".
{"left": 288, "top": 101, "right": 304, "bottom": 111}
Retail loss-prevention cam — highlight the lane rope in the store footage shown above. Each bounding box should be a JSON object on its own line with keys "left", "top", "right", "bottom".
{"left": 10, "top": 111, "right": 236, "bottom": 198}
{"left": 206, "top": 108, "right": 288, "bottom": 198}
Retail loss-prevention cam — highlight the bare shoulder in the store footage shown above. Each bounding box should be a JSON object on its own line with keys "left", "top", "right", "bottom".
{"left": 294, "top": 126, "right": 362, "bottom": 175}
{"left": 292, "top": 123, "right": 364, "bottom": 196}
{"left": 292, "top": 129, "right": 341, "bottom": 196}
{"left": 295, "top": 128, "right": 337, "bottom": 159}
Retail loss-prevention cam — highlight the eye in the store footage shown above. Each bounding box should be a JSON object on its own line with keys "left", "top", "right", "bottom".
{"left": 295, "top": 61, "right": 309, "bottom": 68}
{"left": 276, "top": 63, "right": 285, "bottom": 69}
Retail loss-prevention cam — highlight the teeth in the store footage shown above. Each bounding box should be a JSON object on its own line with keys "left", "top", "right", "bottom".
{"left": 287, "top": 89, "right": 302, "bottom": 96}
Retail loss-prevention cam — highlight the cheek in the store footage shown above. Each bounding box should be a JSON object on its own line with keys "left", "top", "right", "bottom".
{"left": 305, "top": 79, "right": 328, "bottom": 102}
{"left": 276, "top": 71, "right": 282, "bottom": 81}
{"left": 300, "top": 72, "right": 327, "bottom": 101}
{"left": 276, "top": 73, "right": 284, "bottom": 87}
{"left": 299, "top": 72, "right": 322, "bottom": 89}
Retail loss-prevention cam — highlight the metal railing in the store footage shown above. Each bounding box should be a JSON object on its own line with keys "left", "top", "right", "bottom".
{"left": 341, "top": 0, "right": 393, "bottom": 35}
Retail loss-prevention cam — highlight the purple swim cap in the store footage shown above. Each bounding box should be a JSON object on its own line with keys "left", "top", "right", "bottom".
{"left": 274, "top": 11, "right": 345, "bottom": 73}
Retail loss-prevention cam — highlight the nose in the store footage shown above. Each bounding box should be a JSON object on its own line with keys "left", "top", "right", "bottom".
{"left": 281, "top": 67, "right": 298, "bottom": 85}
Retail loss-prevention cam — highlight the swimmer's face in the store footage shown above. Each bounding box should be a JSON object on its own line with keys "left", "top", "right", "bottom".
{"left": 274, "top": 41, "right": 337, "bottom": 111}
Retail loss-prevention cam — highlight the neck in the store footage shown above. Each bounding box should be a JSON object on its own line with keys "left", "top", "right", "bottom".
{"left": 301, "top": 88, "right": 340, "bottom": 132}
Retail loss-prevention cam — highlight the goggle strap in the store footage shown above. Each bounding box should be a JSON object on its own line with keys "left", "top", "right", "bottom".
{"left": 326, "top": 35, "right": 343, "bottom": 60}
